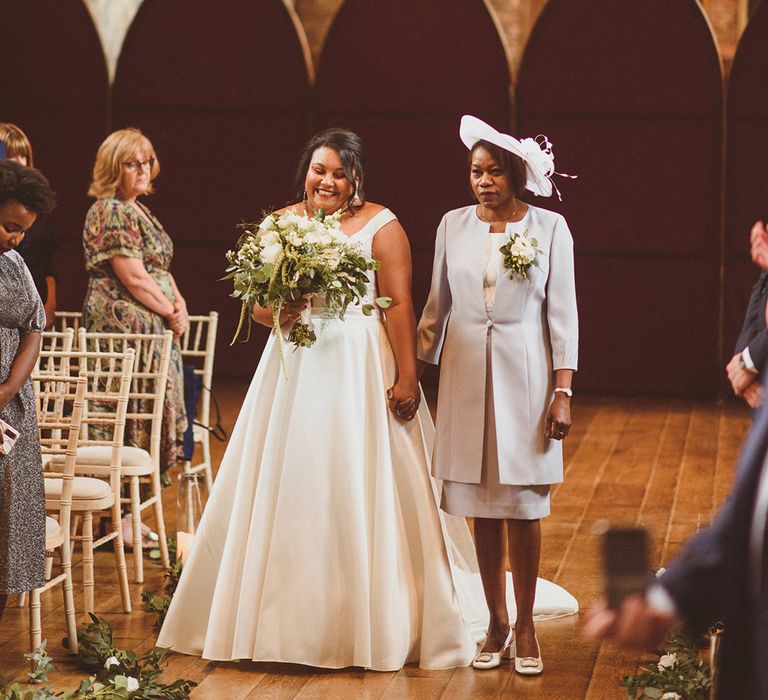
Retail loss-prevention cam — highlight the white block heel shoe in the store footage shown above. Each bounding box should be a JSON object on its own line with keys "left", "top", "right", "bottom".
{"left": 472, "top": 628, "right": 514, "bottom": 670}
{"left": 512, "top": 635, "right": 544, "bottom": 675}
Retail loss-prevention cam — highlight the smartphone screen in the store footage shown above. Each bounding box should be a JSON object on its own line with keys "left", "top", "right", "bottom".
{"left": 601, "top": 525, "right": 651, "bottom": 608}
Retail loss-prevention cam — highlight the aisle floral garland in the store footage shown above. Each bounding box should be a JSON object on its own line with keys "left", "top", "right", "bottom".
{"left": 142, "top": 538, "right": 182, "bottom": 628}
{"left": 0, "top": 615, "right": 196, "bottom": 699}
{"left": 619, "top": 631, "right": 712, "bottom": 700}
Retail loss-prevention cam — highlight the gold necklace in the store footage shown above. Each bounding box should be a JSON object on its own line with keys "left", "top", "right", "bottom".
{"left": 479, "top": 200, "right": 518, "bottom": 225}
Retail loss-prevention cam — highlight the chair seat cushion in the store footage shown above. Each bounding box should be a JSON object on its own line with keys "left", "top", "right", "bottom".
{"left": 45, "top": 516, "right": 63, "bottom": 542}
{"left": 45, "top": 476, "right": 112, "bottom": 503}
{"left": 50, "top": 445, "right": 154, "bottom": 473}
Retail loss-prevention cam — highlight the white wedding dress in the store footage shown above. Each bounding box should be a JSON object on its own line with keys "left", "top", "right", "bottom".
{"left": 157, "top": 208, "right": 577, "bottom": 670}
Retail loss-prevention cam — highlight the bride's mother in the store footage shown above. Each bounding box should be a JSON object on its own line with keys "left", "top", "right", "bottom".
{"left": 417, "top": 116, "right": 578, "bottom": 675}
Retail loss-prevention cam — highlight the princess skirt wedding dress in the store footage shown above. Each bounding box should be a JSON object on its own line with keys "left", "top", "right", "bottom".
{"left": 156, "top": 208, "right": 577, "bottom": 670}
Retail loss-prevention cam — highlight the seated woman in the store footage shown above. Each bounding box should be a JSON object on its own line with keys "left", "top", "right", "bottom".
{"left": 0, "top": 160, "right": 56, "bottom": 619}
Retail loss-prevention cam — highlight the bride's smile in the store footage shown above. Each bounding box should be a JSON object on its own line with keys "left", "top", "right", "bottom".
{"left": 305, "top": 145, "right": 354, "bottom": 215}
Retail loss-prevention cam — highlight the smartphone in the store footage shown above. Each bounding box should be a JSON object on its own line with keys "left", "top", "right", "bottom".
{"left": 600, "top": 525, "right": 651, "bottom": 608}
{"left": 0, "top": 418, "right": 20, "bottom": 456}
{"left": 0, "top": 141, "right": 6, "bottom": 159}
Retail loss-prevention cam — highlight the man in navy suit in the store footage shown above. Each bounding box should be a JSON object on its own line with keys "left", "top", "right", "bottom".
{"left": 585, "top": 399, "right": 768, "bottom": 698}
{"left": 727, "top": 221, "right": 768, "bottom": 409}
{"left": 585, "top": 222, "right": 768, "bottom": 697}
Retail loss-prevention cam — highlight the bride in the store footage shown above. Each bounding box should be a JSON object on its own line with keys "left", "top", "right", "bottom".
{"left": 157, "top": 128, "right": 576, "bottom": 670}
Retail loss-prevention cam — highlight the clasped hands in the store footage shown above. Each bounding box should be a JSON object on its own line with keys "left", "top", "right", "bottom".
{"left": 167, "top": 299, "right": 188, "bottom": 339}
{"left": 725, "top": 220, "right": 768, "bottom": 408}
{"left": 281, "top": 299, "right": 308, "bottom": 324}
{"left": 387, "top": 381, "right": 419, "bottom": 422}
{"left": 726, "top": 353, "right": 762, "bottom": 407}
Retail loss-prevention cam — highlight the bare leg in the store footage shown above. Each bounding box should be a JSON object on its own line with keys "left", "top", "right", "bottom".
{"left": 474, "top": 517, "right": 511, "bottom": 652}
{"left": 0, "top": 593, "right": 8, "bottom": 622}
{"left": 507, "top": 518, "right": 541, "bottom": 658}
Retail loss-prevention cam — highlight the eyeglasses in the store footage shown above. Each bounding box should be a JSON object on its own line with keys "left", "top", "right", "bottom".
{"left": 123, "top": 157, "right": 155, "bottom": 172}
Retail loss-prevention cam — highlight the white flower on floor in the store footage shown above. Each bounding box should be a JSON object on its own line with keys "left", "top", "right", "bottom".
{"left": 657, "top": 652, "right": 678, "bottom": 671}
{"left": 104, "top": 655, "right": 119, "bottom": 669}
{"left": 661, "top": 693, "right": 682, "bottom": 700}
{"left": 126, "top": 676, "right": 140, "bottom": 692}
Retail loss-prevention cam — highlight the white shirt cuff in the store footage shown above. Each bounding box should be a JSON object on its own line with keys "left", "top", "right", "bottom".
{"left": 742, "top": 347, "right": 758, "bottom": 372}
{"left": 646, "top": 582, "right": 678, "bottom": 617}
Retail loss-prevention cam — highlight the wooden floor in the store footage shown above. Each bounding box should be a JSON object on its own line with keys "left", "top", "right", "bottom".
{"left": 0, "top": 385, "right": 751, "bottom": 699}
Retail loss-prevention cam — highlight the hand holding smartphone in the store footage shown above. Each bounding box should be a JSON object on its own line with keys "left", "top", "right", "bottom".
{"left": 0, "top": 418, "right": 20, "bottom": 456}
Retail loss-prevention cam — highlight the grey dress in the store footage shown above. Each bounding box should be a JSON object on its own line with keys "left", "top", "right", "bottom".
{"left": 0, "top": 250, "right": 45, "bottom": 594}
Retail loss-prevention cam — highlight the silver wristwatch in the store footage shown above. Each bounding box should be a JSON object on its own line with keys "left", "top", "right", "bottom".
{"left": 554, "top": 387, "right": 573, "bottom": 398}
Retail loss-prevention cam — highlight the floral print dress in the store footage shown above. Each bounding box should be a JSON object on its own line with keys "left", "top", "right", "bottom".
{"left": 82, "top": 198, "right": 186, "bottom": 477}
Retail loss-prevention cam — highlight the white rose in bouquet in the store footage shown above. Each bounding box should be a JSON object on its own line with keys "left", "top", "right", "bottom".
{"left": 224, "top": 207, "right": 391, "bottom": 377}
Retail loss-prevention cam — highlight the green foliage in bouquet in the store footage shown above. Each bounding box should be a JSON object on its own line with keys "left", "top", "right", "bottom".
{"left": 619, "top": 632, "right": 711, "bottom": 700}
{"left": 222, "top": 208, "right": 391, "bottom": 373}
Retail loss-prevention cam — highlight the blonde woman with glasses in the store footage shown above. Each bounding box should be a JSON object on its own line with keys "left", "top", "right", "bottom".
{"left": 82, "top": 128, "right": 187, "bottom": 506}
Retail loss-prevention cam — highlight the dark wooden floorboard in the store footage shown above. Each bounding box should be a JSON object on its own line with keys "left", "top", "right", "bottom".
{"left": 0, "top": 385, "right": 750, "bottom": 699}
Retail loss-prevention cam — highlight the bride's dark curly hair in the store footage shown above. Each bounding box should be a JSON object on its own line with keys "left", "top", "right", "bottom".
{"left": 293, "top": 128, "right": 366, "bottom": 215}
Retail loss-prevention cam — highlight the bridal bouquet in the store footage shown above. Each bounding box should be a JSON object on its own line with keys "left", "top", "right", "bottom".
{"left": 224, "top": 208, "right": 390, "bottom": 370}
{"left": 500, "top": 231, "right": 542, "bottom": 280}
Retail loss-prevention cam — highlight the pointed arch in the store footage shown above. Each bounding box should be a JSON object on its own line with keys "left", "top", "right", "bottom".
{"left": 315, "top": 0, "right": 511, "bottom": 310}
{"left": 517, "top": 0, "right": 723, "bottom": 398}
{"left": 113, "top": 0, "right": 313, "bottom": 375}
{"left": 0, "top": 0, "right": 109, "bottom": 310}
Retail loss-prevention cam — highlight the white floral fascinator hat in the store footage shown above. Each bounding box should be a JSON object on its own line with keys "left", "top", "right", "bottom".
{"left": 459, "top": 115, "right": 575, "bottom": 200}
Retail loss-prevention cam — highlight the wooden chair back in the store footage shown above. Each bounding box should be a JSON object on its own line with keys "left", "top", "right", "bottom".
{"left": 77, "top": 329, "right": 173, "bottom": 468}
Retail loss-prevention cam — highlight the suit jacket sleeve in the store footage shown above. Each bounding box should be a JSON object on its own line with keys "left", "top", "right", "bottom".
{"left": 736, "top": 273, "right": 768, "bottom": 371}
{"left": 417, "top": 214, "right": 452, "bottom": 365}
{"left": 546, "top": 215, "right": 579, "bottom": 370}
{"left": 657, "top": 499, "right": 733, "bottom": 637}
{"left": 747, "top": 333, "right": 768, "bottom": 373}
{"left": 659, "top": 400, "right": 768, "bottom": 636}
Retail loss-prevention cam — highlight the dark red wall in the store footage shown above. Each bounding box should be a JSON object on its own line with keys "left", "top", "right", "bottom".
{"left": 0, "top": 0, "right": 108, "bottom": 311}
{"left": 314, "top": 0, "right": 511, "bottom": 314}
{"left": 5, "top": 1, "right": 767, "bottom": 397}
{"left": 517, "top": 0, "right": 723, "bottom": 398}
{"left": 724, "top": 1, "right": 768, "bottom": 371}
{"left": 112, "top": 0, "right": 312, "bottom": 376}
